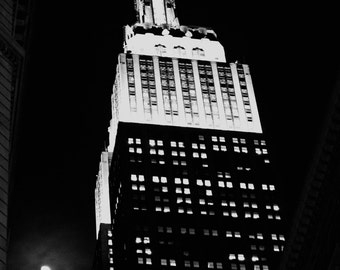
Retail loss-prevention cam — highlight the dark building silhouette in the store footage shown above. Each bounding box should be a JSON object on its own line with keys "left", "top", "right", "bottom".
{"left": 279, "top": 72, "right": 340, "bottom": 270}
{"left": 93, "top": 223, "right": 114, "bottom": 270}
{"left": 0, "top": 0, "right": 33, "bottom": 268}
{"left": 93, "top": 1, "right": 286, "bottom": 269}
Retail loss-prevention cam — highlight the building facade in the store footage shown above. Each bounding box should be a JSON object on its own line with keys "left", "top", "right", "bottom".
{"left": 0, "top": 0, "right": 33, "bottom": 268}
{"left": 278, "top": 73, "right": 340, "bottom": 270}
{"left": 94, "top": 1, "right": 285, "bottom": 269}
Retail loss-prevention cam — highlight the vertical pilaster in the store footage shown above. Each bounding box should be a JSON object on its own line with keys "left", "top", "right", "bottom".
{"left": 153, "top": 56, "right": 166, "bottom": 123}
{"left": 243, "top": 64, "right": 262, "bottom": 133}
{"left": 211, "top": 62, "right": 227, "bottom": 129}
{"left": 133, "top": 54, "right": 144, "bottom": 122}
{"left": 230, "top": 63, "right": 247, "bottom": 131}
{"left": 172, "top": 59, "right": 186, "bottom": 125}
{"left": 192, "top": 60, "right": 206, "bottom": 127}
{"left": 118, "top": 54, "right": 131, "bottom": 121}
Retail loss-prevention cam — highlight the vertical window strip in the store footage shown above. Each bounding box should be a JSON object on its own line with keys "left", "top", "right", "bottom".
{"left": 198, "top": 61, "right": 220, "bottom": 127}
{"left": 159, "top": 57, "right": 179, "bottom": 123}
{"left": 217, "top": 63, "right": 240, "bottom": 124}
{"left": 237, "top": 65, "right": 253, "bottom": 122}
{"left": 178, "top": 60, "right": 199, "bottom": 125}
{"left": 140, "top": 56, "right": 157, "bottom": 120}
{"left": 126, "top": 55, "right": 137, "bottom": 112}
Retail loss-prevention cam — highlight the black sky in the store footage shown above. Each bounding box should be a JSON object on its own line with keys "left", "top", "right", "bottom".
{"left": 7, "top": 1, "right": 340, "bottom": 269}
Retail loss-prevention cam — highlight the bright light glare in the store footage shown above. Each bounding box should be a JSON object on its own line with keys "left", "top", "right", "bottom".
{"left": 41, "top": 266, "right": 51, "bottom": 270}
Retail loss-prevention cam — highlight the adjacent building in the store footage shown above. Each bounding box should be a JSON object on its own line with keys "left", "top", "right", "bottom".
{"left": 278, "top": 73, "right": 340, "bottom": 270}
{"left": 94, "top": 1, "right": 285, "bottom": 269}
{"left": 0, "top": 0, "right": 33, "bottom": 268}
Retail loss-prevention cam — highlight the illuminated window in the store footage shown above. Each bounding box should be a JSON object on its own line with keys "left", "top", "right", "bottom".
{"left": 196, "top": 179, "right": 203, "bottom": 186}
{"left": 229, "top": 254, "right": 236, "bottom": 260}
{"left": 226, "top": 181, "right": 233, "bottom": 188}
{"left": 273, "top": 204, "right": 280, "bottom": 211}
{"left": 238, "top": 254, "right": 245, "bottom": 261}
{"left": 257, "top": 233, "right": 263, "bottom": 239}
{"left": 251, "top": 256, "right": 259, "bottom": 262}
{"left": 269, "top": 185, "right": 275, "bottom": 191}
{"left": 221, "top": 145, "right": 227, "bottom": 151}
{"left": 241, "top": 147, "right": 248, "bottom": 153}
{"left": 231, "top": 211, "right": 238, "bottom": 218}
{"left": 248, "top": 183, "right": 255, "bottom": 190}
{"left": 240, "top": 183, "right": 247, "bottom": 189}
{"left": 199, "top": 199, "right": 205, "bottom": 205}
{"left": 262, "top": 184, "right": 268, "bottom": 190}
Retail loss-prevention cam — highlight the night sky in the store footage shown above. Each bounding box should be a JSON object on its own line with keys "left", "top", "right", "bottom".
{"left": 7, "top": 1, "right": 340, "bottom": 269}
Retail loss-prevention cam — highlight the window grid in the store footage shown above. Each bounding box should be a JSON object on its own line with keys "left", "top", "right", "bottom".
{"left": 217, "top": 63, "right": 239, "bottom": 123}
{"left": 126, "top": 55, "right": 137, "bottom": 112}
{"left": 160, "top": 57, "right": 179, "bottom": 123}
{"left": 198, "top": 61, "right": 220, "bottom": 127}
{"left": 140, "top": 56, "right": 157, "bottom": 120}
{"left": 179, "top": 60, "right": 200, "bottom": 125}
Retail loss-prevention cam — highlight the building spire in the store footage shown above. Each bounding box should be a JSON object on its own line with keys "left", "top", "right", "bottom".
{"left": 134, "top": 0, "right": 179, "bottom": 27}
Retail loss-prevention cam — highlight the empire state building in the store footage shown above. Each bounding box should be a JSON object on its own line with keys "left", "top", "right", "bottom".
{"left": 93, "top": 1, "right": 285, "bottom": 269}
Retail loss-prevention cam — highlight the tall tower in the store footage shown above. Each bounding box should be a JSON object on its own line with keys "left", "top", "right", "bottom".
{"left": 93, "top": 1, "right": 285, "bottom": 269}
{"left": 0, "top": 0, "right": 33, "bottom": 268}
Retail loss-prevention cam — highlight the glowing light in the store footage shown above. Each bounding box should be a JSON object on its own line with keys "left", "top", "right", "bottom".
{"left": 41, "top": 266, "right": 51, "bottom": 270}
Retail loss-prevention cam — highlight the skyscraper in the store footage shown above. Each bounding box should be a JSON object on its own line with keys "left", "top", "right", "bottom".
{"left": 0, "top": 0, "right": 33, "bottom": 268}
{"left": 93, "top": 1, "right": 285, "bottom": 269}
{"left": 278, "top": 72, "right": 340, "bottom": 270}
